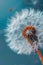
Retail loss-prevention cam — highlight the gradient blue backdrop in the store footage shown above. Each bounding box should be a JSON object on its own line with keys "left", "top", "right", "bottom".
{"left": 0, "top": 0, "right": 43, "bottom": 65}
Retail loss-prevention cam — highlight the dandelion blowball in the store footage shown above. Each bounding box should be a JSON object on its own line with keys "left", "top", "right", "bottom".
{"left": 5, "top": 9, "right": 43, "bottom": 55}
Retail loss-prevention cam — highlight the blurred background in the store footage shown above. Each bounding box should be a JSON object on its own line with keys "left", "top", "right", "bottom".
{"left": 0, "top": 0, "right": 43, "bottom": 65}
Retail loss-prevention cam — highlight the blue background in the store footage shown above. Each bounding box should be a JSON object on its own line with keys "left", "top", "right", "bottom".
{"left": 0, "top": 0, "right": 43, "bottom": 65}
